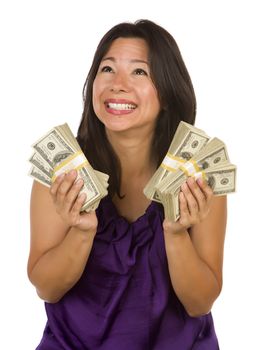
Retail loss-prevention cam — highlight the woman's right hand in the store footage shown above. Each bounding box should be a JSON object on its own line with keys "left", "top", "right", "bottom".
{"left": 49, "top": 169, "right": 98, "bottom": 233}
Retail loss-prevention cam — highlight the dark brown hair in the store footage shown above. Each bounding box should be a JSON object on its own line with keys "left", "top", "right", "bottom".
{"left": 77, "top": 19, "right": 196, "bottom": 197}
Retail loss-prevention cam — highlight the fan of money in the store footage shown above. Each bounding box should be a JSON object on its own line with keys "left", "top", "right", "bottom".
{"left": 144, "top": 121, "right": 236, "bottom": 221}
{"left": 28, "top": 121, "right": 236, "bottom": 219}
{"left": 28, "top": 123, "right": 109, "bottom": 212}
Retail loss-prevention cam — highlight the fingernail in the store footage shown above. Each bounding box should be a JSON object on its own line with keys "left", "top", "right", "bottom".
{"left": 69, "top": 169, "right": 76, "bottom": 176}
{"left": 57, "top": 173, "right": 65, "bottom": 180}
{"left": 79, "top": 192, "right": 86, "bottom": 201}
{"left": 181, "top": 182, "right": 187, "bottom": 190}
{"left": 187, "top": 177, "right": 195, "bottom": 184}
{"left": 197, "top": 177, "right": 203, "bottom": 185}
{"left": 76, "top": 178, "right": 83, "bottom": 186}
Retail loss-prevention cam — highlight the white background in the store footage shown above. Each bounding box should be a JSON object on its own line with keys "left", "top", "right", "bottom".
{"left": 0, "top": 0, "right": 258, "bottom": 349}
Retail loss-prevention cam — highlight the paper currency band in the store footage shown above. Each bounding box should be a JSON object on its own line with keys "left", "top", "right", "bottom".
{"left": 180, "top": 160, "right": 204, "bottom": 178}
{"left": 192, "top": 171, "right": 206, "bottom": 181}
{"left": 52, "top": 151, "right": 88, "bottom": 182}
{"left": 161, "top": 154, "right": 185, "bottom": 172}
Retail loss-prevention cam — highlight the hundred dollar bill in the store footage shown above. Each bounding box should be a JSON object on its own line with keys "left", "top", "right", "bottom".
{"left": 29, "top": 123, "right": 109, "bottom": 211}
{"left": 156, "top": 137, "right": 231, "bottom": 221}
{"left": 156, "top": 137, "right": 230, "bottom": 197}
{"left": 30, "top": 151, "right": 109, "bottom": 192}
{"left": 32, "top": 128, "right": 74, "bottom": 169}
{"left": 160, "top": 162, "right": 236, "bottom": 221}
{"left": 29, "top": 161, "right": 109, "bottom": 212}
{"left": 29, "top": 166, "right": 52, "bottom": 187}
{"left": 206, "top": 163, "right": 236, "bottom": 195}
{"left": 29, "top": 152, "right": 54, "bottom": 178}
{"left": 144, "top": 121, "right": 210, "bottom": 202}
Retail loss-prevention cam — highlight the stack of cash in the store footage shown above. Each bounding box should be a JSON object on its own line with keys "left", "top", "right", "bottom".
{"left": 28, "top": 123, "right": 109, "bottom": 211}
{"left": 144, "top": 121, "right": 236, "bottom": 221}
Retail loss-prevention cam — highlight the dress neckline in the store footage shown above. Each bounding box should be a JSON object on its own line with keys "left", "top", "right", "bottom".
{"left": 102, "top": 195, "right": 158, "bottom": 225}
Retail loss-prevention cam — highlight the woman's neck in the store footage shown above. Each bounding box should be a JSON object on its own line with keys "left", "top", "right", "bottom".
{"left": 106, "top": 128, "right": 157, "bottom": 221}
{"left": 106, "top": 128, "right": 156, "bottom": 177}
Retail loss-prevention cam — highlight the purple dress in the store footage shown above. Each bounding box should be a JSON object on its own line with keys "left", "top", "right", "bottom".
{"left": 36, "top": 196, "right": 219, "bottom": 349}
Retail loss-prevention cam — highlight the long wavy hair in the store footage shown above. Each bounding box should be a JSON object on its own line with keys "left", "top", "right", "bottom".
{"left": 77, "top": 19, "right": 196, "bottom": 197}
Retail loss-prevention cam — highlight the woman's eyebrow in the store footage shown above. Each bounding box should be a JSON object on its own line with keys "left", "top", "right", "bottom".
{"left": 101, "top": 57, "right": 149, "bottom": 65}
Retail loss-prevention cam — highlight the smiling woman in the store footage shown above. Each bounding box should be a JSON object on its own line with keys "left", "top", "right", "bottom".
{"left": 28, "top": 19, "right": 225, "bottom": 350}
{"left": 92, "top": 38, "right": 160, "bottom": 135}
{"left": 92, "top": 37, "right": 160, "bottom": 135}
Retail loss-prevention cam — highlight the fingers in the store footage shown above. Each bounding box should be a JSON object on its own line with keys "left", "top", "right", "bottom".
{"left": 50, "top": 173, "right": 66, "bottom": 198}
{"left": 71, "top": 193, "right": 86, "bottom": 215}
{"left": 62, "top": 178, "right": 84, "bottom": 213}
{"left": 50, "top": 170, "right": 84, "bottom": 214}
{"left": 196, "top": 177, "right": 213, "bottom": 201}
{"left": 48, "top": 170, "right": 99, "bottom": 233}
{"left": 179, "top": 176, "right": 214, "bottom": 225}
{"left": 178, "top": 191, "right": 192, "bottom": 227}
{"left": 181, "top": 180, "right": 199, "bottom": 216}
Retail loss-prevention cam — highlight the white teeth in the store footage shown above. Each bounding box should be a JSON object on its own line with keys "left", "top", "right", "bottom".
{"left": 107, "top": 103, "right": 136, "bottom": 110}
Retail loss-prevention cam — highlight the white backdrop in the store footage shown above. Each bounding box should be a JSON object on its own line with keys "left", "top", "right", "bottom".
{"left": 1, "top": 1, "right": 258, "bottom": 349}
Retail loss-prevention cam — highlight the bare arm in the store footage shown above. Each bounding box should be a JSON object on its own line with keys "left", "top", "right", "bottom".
{"left": 27, "top": 170, "right": 98, "bottom": 303}
{"left": 163, "top": 177, "right": 227, "bottom": 317}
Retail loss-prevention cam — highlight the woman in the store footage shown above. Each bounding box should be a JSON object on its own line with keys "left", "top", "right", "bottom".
{"left": 28, "top": 19, "right": 226, "bottom": 349}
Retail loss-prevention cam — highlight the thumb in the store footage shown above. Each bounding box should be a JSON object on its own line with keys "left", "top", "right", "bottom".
{"left": 163, "top": 219, "right": 175, "bottom": 233}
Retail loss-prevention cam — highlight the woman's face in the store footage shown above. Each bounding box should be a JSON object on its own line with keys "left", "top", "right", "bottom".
{"left": 92, "top": 37, "right": 160, "bottom": 135}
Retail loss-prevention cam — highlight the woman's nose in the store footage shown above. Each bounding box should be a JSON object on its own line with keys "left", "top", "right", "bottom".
{"left": 110, "top": 73, "right": 130, "bottom": 93}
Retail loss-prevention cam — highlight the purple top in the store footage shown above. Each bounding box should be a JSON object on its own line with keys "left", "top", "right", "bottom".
{"left": 36, "top": 196, "right": 219, "bottom": 349}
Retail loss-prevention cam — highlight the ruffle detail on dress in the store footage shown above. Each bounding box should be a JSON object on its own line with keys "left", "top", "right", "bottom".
{"left": 90, "top": 196, "right": 165, "bottom": 275}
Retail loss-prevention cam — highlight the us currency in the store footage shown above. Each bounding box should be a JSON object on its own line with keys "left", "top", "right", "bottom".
{"left": 29, "top": 123, "right": 109, "bottom": 211}
{"left": 29, "top": 166, "right": 52, "bottom": 187}
{"left": 156, "top": 137, "right": 230, "bottom": 197}
{"left": 29, "top": 164, "right": 108, "bottom": 211}
{"left": 160, "top": 162, "right": 236, "bottom": 221}
{"left": 156, "top": 137, "right": 233, "bottom": 221}
{"left": 32, "top": 127, "right": 74, "bottom": 169}
{"left": 29, "top": 152, "right": 53, "bottom": 179}
{"left": 205, "top": 163, "right": 236, "bottom": 195}
{"left": 144, "top": 121, "right": 210, "bottom": 202}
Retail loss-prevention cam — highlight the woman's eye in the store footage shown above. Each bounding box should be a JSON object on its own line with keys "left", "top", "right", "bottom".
{"left": 134, "top": 68, "right": 148, "bottom": 76}
{"left": 100, "top": 66, "right": 113, "bottom": 73}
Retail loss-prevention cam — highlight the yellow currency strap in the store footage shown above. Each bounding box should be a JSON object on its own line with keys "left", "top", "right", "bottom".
{"left": 51, "top": 151, "right": 88, "bottom": 182}
{"left": 179, "top": 159, "right": 206, "bottom": 180}
{"left": 161, "top": 153, "right": 185, "bottom": 172}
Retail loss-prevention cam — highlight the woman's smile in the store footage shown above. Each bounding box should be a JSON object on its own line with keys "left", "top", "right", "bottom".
{"left": 104, "top": 98, "right": 137, "bottom": 115}
{"left": 92, "top": 37, "right": 160, "bottom": 133}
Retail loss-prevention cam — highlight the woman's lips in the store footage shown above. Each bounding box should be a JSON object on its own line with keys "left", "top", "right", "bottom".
{"left": 104, "top": 99, "right": 137, "bottom": 115}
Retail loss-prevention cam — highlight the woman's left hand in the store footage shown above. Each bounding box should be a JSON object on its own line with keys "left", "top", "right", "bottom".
{"left": 163, "top": 176, "right": 214, "bottom": 235}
